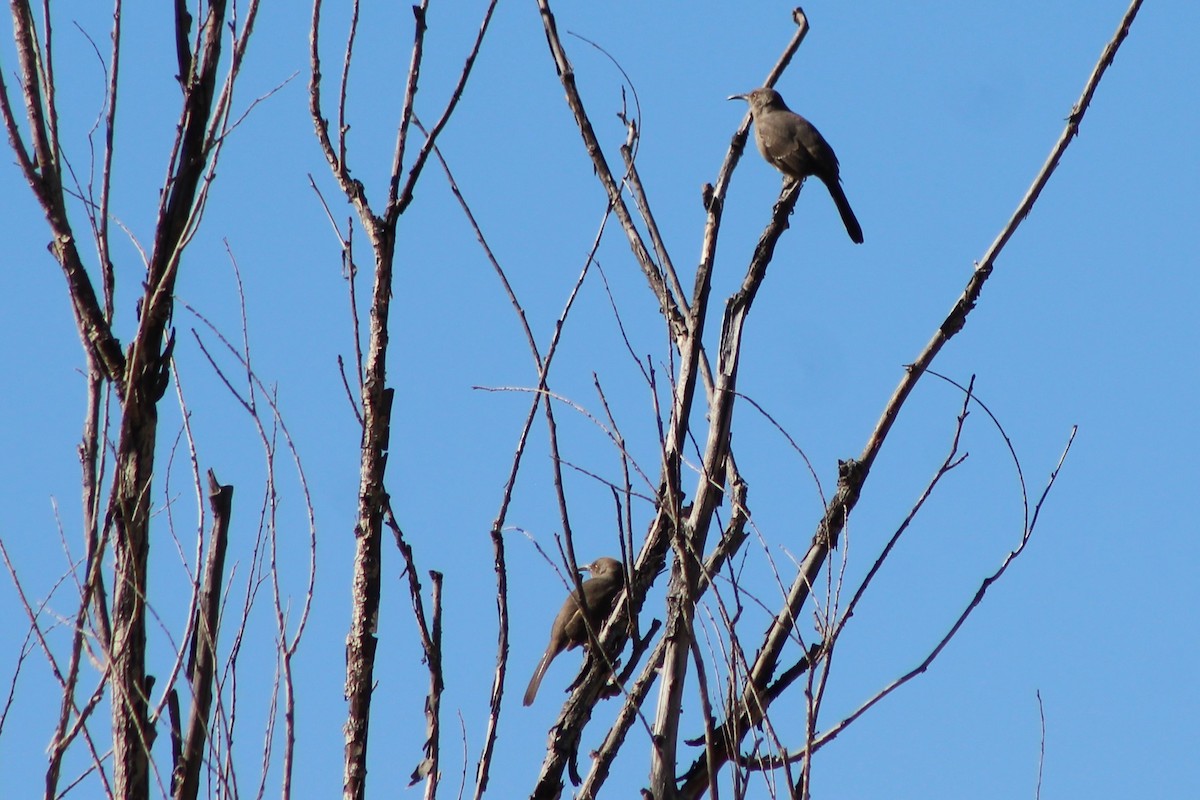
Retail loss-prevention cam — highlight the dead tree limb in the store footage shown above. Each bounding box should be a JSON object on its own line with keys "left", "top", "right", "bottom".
{"left": 173, "top": 472, "right": 233, "bottom": 800}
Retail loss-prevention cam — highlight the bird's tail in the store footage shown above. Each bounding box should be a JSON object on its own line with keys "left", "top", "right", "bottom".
{"left": 824, "top": 177, "right": 864, "bottom": 244}
{"left": 523, "top": 654, "right": 552, "bottom": 706}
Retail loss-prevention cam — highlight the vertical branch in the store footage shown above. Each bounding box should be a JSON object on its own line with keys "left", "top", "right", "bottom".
{"left": 647, "top": 186, "right": 798, "bottom": 797}
{"left": 424, "top": 574, "right": 443, "bottom": 800}
{"left": 107, "top": 3, "right": 235, "bottom": 793}
{"left": 310, "top": 5, "right": 496, "bottom": 798}
{"left": 385, "top": 0, "right": 429, "bottom": 211}
{"left": 382, "top": 510, "right": 443, "bottom": 797}
{"left": 91, "top": 0, "right": 121, "bottom": 316}
{"left": 407, "top": 571, "right": 444, "bottom": 800}
{"left": 146, "top": 0, "right": 227, "bottom": 287}
{"left": 173, "top": 472, "right": 233, "bottom": 800}
{"left": 310, "top": 10, "right": 406, "bottom": 787}
{"left": 340, "top": 223, "right": 395, "bottom": 800}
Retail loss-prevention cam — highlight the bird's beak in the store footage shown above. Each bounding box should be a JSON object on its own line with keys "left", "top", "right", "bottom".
{"left": 728, "top": 93, "right": 747, "bottom": 101}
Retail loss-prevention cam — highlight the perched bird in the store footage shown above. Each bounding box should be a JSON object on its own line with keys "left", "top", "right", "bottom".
{"left": 729, "top": 87, "right": 864, "bottom": 244}
{"left": 523, "top": 556, "right": 624, "bottom": 706}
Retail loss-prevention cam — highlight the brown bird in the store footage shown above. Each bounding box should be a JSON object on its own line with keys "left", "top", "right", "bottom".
{"left": 523, "top": 556, "right": 624, "bottom": 707}
{"left": 729, "top": 87, "right": 864, "bottom": 244}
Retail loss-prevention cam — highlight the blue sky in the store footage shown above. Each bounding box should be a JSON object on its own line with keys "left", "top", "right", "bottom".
{"left": 1, "top": 1, "right": 1196, "bottom": 797}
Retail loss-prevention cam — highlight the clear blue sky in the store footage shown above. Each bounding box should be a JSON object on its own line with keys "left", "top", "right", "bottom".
{"left": 1, "top": 1, "right": 1196, "bottom": 797}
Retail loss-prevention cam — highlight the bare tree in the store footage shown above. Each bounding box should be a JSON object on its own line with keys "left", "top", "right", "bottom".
{"left": 308, "top": 1, "right": 499, "bottom": 797}
{"left": 0, "top": 3, "right": 315, "bottom": 799}
{"left": 1, "top": 1, "right": 1146, "bottom": 799}
{"left": 500, "top": 2, "right": 1134, "bottom": 797}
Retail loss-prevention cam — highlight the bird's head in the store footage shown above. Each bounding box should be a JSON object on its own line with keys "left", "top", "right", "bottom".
{"left": 728, "top": 87, "right": 787, "bottom": 113}
{"left": 583, "top": 557, "right": 623, "bottom": 582}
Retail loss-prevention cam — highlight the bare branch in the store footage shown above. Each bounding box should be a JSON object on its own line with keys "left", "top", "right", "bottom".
{"left": 173, "top": 473, "right": 233, "bottom": 800}
{"left": 392, "top": 1, "right": 500, "bottom": 219}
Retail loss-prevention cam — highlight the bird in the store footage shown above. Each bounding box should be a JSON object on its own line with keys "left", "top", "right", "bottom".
{"left": 523, "top": 556, "right": 625, "bottom": 706}
{"left": 729, "top": 87, "right": 864, "bottom": 244}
